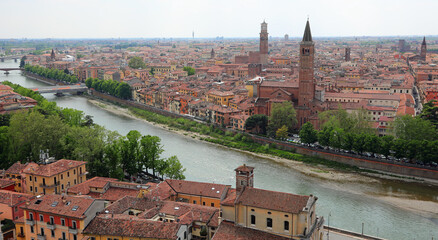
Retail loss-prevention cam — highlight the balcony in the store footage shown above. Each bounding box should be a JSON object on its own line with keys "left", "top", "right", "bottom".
{"left": 46, "top": 222, "right": 56, "bottom": 230}
{"left": 40, "top": 182, "right": 60, "bottom": 189}
{"left": 68, "top": 227, "right": 78, "bottom": 234}
{"left": 37, "top": 234, "right": 46, "bottom": 240}
{"left": 25, "top": 219, "right": 35, "bottom": 226}
{"left": 17, "top": 233, "right": 25, "bottom": 238}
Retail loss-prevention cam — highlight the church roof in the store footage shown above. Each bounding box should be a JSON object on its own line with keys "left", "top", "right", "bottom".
{"left": 302, "top": 20, "right": 312, "bottom": 42}
{"left": 422, "top": 36, "right": 426, "bottom": 46}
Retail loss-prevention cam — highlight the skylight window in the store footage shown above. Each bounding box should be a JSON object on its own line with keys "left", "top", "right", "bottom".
{"left": 35, "top": 200, "right": 42, "bottom": 204}
{"left": 72, "top": 206, "right": 79, "bottom": 211}
{"left": 51, "top": 201, "right": 58, "bottom": 207}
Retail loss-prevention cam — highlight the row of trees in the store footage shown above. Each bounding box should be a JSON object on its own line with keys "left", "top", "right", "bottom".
{"left": 85, "top": 78, "right": 132, "bottom": 100}
{"left": 0, "top": 82, "right": 185, "bottom": 180}
{"left": 299, "top": 108, "right": 438, "bottom": 163}
{"left": 24, "top": 64, "right": 79, "bottom": 84}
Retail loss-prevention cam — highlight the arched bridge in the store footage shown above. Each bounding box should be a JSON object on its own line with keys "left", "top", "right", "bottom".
{"left": 31, "top": 84, "right": 88, "bottom": 94}
{"left": 0, "top": 68, "right": 21, "bottom": 74}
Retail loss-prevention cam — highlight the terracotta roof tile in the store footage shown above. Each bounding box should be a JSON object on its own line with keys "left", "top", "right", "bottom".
{"left": 22, "top": 159, "right": 86, "bottom": 177}
{"left": 212, "top": 221, "right": 289, "bottom": 240}
{"left": 0, "top": 190, "right": 33, "bottom": 207}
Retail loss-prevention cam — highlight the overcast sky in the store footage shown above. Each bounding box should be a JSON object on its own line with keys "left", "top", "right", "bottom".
{"left": 1, "top": 0, "right": 437, "bottom": 39}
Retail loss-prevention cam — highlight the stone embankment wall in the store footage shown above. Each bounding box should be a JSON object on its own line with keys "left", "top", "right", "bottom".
{"left": 90, "top": 91, "right": 438, "bottom": 181}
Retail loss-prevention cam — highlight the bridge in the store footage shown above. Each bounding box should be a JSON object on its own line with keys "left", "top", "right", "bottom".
{"left": 0, "top": 68, "right": 21, "bottom": 74}
{"left": 0, "top": 54, "right": 25, "bottom": 62}
{"left": 31, "top": 84, "right": 88, "bottom": 95}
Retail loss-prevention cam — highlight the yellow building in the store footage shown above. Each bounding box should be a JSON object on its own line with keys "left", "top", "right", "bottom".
{"left": 206, "top": 90, "right": 235, "bottom": 106}
{"left": 20, "top": 194, "right": 104, "bottom": 240}
{"left": 219, "top": 165, "right": 324, "bottom": 240}
{"left": 22, "top": 159, "right": 87, "bottom": 196}
{"left": 4, "top": 162, "right": 27, "bottom": 192}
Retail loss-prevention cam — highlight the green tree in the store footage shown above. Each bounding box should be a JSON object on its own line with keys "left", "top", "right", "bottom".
{"left": 276, "top": 125, "right": 288, "bottom": 140}
{"left": 0, "top": 126, "right": 10, "bottom": 169}
{"left": 149, "top": 67, "right": 155, "bottom": 75}
{"left": 244, "top": 114, "right": 268, "bottom": 134}
{"left": 183, "top": 66, "right": 195, "bottom": 76}
{"left": 379, "top": 135, "right": 394, "bottom": 158}
{"left": 319, "top": 107, "right": 372, "bottom": 134}
{"left": 299, "top": 122, "right": 318, "bottom": 144}
{"left": 363, "top": 133, "right": 381, "bottom": 155}
{"left": 317, "top": 126, "right": 332, "bottom": 146}
{"left": 116, "top": 82, "right": 132, "bottom": 99}
{"left": 352, "top": 133, "right": 367, "bottom": 154}
{"left": 19, "top": 56, "right": 26, "bottom": 68}
{"left": 419, "top": 100, "right": 438, "bottom": 128}
{"left": 393, "top": 115, "right": 437, "bottom": 141}
{"left": 164, "top": 156, "right": 186, "bottom": 180}
{"left": 268, "top": 101, "right": 297, "bottom": 135}
{"left": 120, "top": 130, "right": 142, "bottom": 176}
{"left": 128, "top": 56, "right": 146, "bottom": 69}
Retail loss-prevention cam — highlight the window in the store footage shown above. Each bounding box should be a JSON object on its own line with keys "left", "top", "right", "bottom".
{"left": 202, "top": 202, "right": 205, "bottom": 206}
{"left": 61, "top": 174, "right": 63, "bottom": 180}
{"left": 284, "top": 221, "right": 290, "bottom": 231}
{"left": 29, "top": 212, "right": 34, "bottom": 221}
{"left": 73, "top": 169, "right": 76, "bottom": 174}
{"left": 40, "top": 228, "right": 44, "bottom": 236}
{"left": 30, "top": 186, "right": 33, "bottom": 192}
{"left": 74, "top": 179, "right": 77, "bottom": 185}
{"left": 211, "top": 203, "right": 214, "bottom": 207}
{"left": 72, "top": 220, "right": 77, "bottom": 229}
{"left": 251, "top": 215, "right": 256, "bottom": 225}
{"left": 51, "top": 230, "right": 55, "bottom": 237}
{"left": 50, "top": 216, "right": 54, "bottom": 224}
{"left": 73, "top": 235, "right": 77, "bottom": 240}
{"left": 35, "top": 187, "right": 38, "bottom": 193}
{"left": 267, "top": 218, "right": 272, "bottom": 228}
{"left": 193, "top": 200, "right": 197, "bottom": 204}
{"left": 29, "top": 176, "right": 32, "bottom": 181}
{"left": 184, "top": 231, "right": 187, "bottom": 239}
{"left": 34, "top": 177, "right": 37, "bottom": 182}
{"left": 30, "top": 226, "right": 34, "bottom": 233}
{"left": 61, "top": 184, "right": 64, "bottom": 190}
{"left": 62, "top": 232, "right": 66, "bottom": 240}
{"left": 39, "top": 214, "right": 43, "bottom": 222}
{"left": 61, "top": 218, "right": 65, "bottom": 226}
{"left": 67, "top": 172, "right": 70, "bottom": 177}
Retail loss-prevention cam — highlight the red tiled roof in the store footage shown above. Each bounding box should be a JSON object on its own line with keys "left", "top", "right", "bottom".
{"left": 0, "top": 179, "right": 15, "bottom": 188}
{"left": 21, "top": 194, "right": 95, "bottom": 219}
{"left": 0, "top": 190, "right": 33, "bottom": 207}
{"left": 236, "top": 187, "right": 309, "bottom": 214}
{"left": 5, "top": 162, "right": 27, "bottom": 174}
{"left": 22, "top": 159, "right": 86, "bottom": 177}
{"left": 82, "top": 215, "right": 179, "bottom": 239}
{"left": 165, "top": 179, "right": 229, "bottom": 199}
{"left": 212, "top": 221, "right": 289, "bottom": 240}
{"left": 67, "top": 177, "right": 118, "bottom": 195}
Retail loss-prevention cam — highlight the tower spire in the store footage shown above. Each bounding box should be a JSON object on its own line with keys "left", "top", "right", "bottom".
{"left": 422, "top": 36, "right": 426, "bottom": 46}
{"left": 302, "top": 19, "right": 312, "bottom": 42}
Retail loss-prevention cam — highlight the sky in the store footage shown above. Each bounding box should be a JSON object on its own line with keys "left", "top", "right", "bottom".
{"left": 1, "top": 0, "right": 437, "bottom": 39}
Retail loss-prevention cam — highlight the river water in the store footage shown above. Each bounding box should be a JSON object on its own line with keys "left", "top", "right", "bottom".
{"left": 1, "top": 60, "right": 438, "bottom": 240}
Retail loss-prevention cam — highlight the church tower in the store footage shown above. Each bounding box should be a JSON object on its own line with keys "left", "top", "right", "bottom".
{"left": 259, "top": 21, "right": 269, "bottom": 65}
{"left": 297, "top": 20, "right": 315, "bottom": 127}
{"left": 50, "top": 49, "right": 56, "bottom": 61}
{"left": 210, "top": 48, "right": 215, "bottom": 59}
{"left": 420, "top": 36, "right": 427, "bottom": 61}
{"left": 235, "top": 164, "right": 254, "bottom": 192}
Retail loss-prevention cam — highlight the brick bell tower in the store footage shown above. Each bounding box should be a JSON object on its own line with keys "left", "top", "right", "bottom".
{"left": 420, "top": 36, "right": 427, "bottom": 61}
{"left": 235, "top": 164, "right": 254, "bottom": 192}
{"left": 297, "top": 19, "right": 315, "bottom": 127}
{"left": 259, "top": 21, "right": 269, "bottom": 65}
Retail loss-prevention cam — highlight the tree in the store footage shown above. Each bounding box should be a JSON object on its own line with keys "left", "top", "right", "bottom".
{"left": 183, "top": 66, "right": 195, "bottom": 76}
{"left": 276, "top": 125, "right": 288, "bottom": 140}
{"left": 244, "top": 114, "right": 268, "bottom": 134}
{"left": 329, "top": 127, "right": 344, "bottom": 149}
{"left": 268, "top": 102, "right": 297, "bottom": 135}
{"left": 363, "top": 133, "right": 381, "bottom": 155}
{"left": 352, "top": 133, "right": 367, "bottom": 154}
{"left": 317, "top": 126, "right": 332, "bottom": 147}
{"left": 120, "top": 130, "right": 142, "bottom": 176}
{"left": 19, "top": 56, "right": 26, "bottom": 68}
{"left": 140, "top": 135, "right": 164, "bottom": 177}
{"left": 319, "top": 107, "right": 372, "bottom": 134}
{"left": 116, "top": 82, "right": 132, "bottom": 99}
{"left": 393, "top": 115, "right": 437, "bottom": 141}
{"left": 299, "top": 122, "right": 318, "bottom": 144}
{"left": 128, "top": 56, "right": 146, "bottom": 69}
{"left": 164, "top": 156, "right": 186, "bottom": 180}
{"left": 149, "top": 67, "right": 155, "bottom": 75}
{"left": 419, "top": 100, "right": 438, "bottom": 128}
{"left": 379, "top": 135, "right": 394, "bottom": 158}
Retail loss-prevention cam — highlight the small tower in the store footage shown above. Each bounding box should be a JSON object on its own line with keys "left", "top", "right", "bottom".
{"left": 259, "top": 20, "right": 269, "bottom": 65}
{"left": 345, "top": 47, "right": 351, "bottom": 61}
{"left": 50, "top": 49, "right": 56, "bottom": 61}
{"left": 210, "top": 48, "right": 215, "bottom": 59}
{"left": 420, "top": 36, "right": 427, "bottom": 61}
{"left": 235, "top": 164, "right": 254, "bottom": 192}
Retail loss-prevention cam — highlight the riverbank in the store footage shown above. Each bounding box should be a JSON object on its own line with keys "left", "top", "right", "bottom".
{"left": 86, "top": 98, "right": 438, "bottom": 217}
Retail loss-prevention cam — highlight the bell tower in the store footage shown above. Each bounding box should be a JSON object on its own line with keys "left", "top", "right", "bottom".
{"left": 420, "top": 36, "right": 427, "bottom": 61}
{"left": 235, "top": 164, "right": 254, "bottom": 192}
{"left": 297, "top": 19, "right": 315, "bottom": 127}
{"left": 259, "top": 21, "right": 269, "bottom": 65}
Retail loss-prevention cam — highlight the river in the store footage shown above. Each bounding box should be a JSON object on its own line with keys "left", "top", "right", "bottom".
{"left": 1, "top": 60, "right": 437, "bottom": 240}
